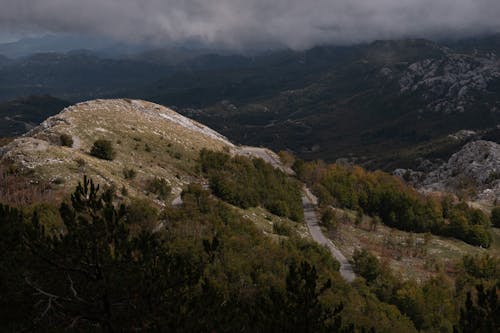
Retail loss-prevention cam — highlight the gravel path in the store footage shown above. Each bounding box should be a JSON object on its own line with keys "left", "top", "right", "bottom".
{"left": 302, "top": 187, "right": 356, "bottom": 282}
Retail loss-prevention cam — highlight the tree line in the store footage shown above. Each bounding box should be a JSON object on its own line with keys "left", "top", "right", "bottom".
{"left": 0, "top": 176, "right": 419, "bottom": 332}
{"left": 294, "top": 161, "right": 493, "bottom": 247}
{"left": 199, "top": 149, "right": 304, "bottom": 222}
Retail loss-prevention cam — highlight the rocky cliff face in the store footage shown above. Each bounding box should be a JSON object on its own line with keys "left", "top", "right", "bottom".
{"left": 399, "top": 52, "right": 500, "bottom": 114}
{"left": 396, "top": 140, "right": 500, "bottom": 207}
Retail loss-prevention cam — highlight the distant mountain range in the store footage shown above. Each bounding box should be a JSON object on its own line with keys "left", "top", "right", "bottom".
{"left": 1, "top": 34, "right": 500, "bottom": 169}
{"left": 0, "top": 95, "right": 70, "bottom": 137}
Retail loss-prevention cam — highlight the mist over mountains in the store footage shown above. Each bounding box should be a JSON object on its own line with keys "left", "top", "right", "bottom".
{"left": 1, "top": 3, "right": 500, "bottom": 332}
{"left": 2, "top": 0, "right": 500, "bottom": 50}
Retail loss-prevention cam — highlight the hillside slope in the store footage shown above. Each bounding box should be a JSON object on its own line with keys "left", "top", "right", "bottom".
{"left": 0, "top": 99, "right": 289, "bottom": 206}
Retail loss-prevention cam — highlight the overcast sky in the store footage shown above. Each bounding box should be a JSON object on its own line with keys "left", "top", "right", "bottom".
{"left": 1, "top": 0, "right": 500, "bottom": 49}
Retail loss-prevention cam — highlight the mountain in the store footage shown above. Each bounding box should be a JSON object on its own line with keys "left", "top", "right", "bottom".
{"left": 396, "top": 139, "right": 500, "bottom": 208}
{"left": 157, "top": 38, "right": 500, "bottom": 169}
{"left": 0, "top": 34, "right": 152, "bottom": 58}
{"left": 0, "top": 54, "right": 11, "bottom": 67}
{"left": 0, "top": 53, "right": 174, "bottom": 102}
{"left": 1, "top": 36, "right": 500, "bottom": 169}
{"left": 0, "top": 98, "right": 286, "bottom": 203}
{"left": 0, "top": 95, "right": 70, "bottom": 137}
{"left": 0, "top": 99, "right": 498, "bottom": 332}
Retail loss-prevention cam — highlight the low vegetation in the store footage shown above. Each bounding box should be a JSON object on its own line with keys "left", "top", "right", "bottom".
{"left": 145, "top": 177, "right": 171, "bottom": 200}
{"left": 90, "top": 139, "right": 115, "bottom": 160}
{"left": 491, "top": 206, "right": 500, "bottom": 228}
{"left": 59, "top": 133, "right": 73, "bottom": 147}
{"left": 122, "top": 167, "right": 137, "bottom": 179}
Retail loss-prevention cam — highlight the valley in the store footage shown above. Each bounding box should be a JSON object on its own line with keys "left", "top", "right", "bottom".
{"left": 1, "top": 98, "right": 498, "bottom": 331}
{"left": 0, "top": 34, "right": 499, "bottom": 332}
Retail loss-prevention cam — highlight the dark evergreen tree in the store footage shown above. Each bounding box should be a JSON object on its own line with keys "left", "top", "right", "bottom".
{"left": 22, "top": 176, "right": 201, "bottom": 331}
{"left": 455, "top": 284, "right": 500, "bottom": 333}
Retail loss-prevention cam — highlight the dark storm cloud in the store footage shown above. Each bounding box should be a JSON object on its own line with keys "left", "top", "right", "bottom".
{"left": 1, "top": 0, "right": 499, "bottom": 49}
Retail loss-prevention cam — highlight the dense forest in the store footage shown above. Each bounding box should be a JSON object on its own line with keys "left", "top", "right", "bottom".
{"left": 1, "top": 176, "right": 418, "bottom": 332}
{"left": 0, "top": 151, "right": 498, "bottom": 331}
{"left": 200, "top": 149, "right": 304, "bottom": 222}
{"left": 294, "top": 160, "right": 493, "bottom": 247}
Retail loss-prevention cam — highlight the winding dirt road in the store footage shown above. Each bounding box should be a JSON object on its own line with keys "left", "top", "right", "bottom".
{"left": 302, "top": 187, "right": 356, "bottom": 283}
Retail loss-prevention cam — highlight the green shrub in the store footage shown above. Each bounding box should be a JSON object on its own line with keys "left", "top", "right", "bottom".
{"left": 490, "top": 207, "right": 500, "bottom": 228}
{"left": 353, "top": 248, "right": 382, "bottom": 283}
{"left": 268, "top": 200, "right": 290, "bottom": 218}
{"left": 321, "top": 208, "right": 338, "bottom": 229}
{"left": 90, "top": 139, "right": 115, "bottom": 160}
{"left": 123, "top": 168, "right": 137, "bottom": 180}
{"left": 146, "top": 177, "right": 171, "bottom": 200}
{"left": 126, "top": 199, "right": 158, "bottom": 230}
{"left": 273, "top": 221, "right": 292, "bottom": 236}
{"left": 60, "top": 133, "right": 73, "bottom": 147}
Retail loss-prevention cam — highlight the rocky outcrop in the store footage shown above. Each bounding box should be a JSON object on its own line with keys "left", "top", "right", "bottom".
{"left": 399, "top": 53, "right": 500, "bottom": 114}
{"left": 396, "top": 140, "right": 500, "bottom": 205}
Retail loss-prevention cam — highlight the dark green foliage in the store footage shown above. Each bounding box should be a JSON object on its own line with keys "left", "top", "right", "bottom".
{"left": 125, "top": 198, "right": 158, "bottom": 230}
{"left": 321, "top": 208, "right": 338, "bottom": 229}
{"left": 277, "top": 261, "right": 345, "bottom": 333}
{"left": 459, "top": 255, "right": 500, "bottom": 285}
{"left": 146, "top": 177, "right": 171, "bottom": 200}
{"left": 90, "top": 139, "right": 115, "bottom": 160}
{"left": 296, "top": 162, "right": 493, "bottom": 247}
{"left": 0, "top": 204, "right": 31, "bottom": 331}
{"left": 352, "top": 247, "right": 463, "bottom": 332}
{"left": 200, "top": 149, "right": 303, "bottom": 221}
{"left": 491, "top": 206, "right": 500, "bottom": 227}
{"left": 273, "top": 221, "right": 292, "bottom": 236}
{"left": 0, "top": 177, "right": 418, "bottom": 332}
{"left": 17, "top": 176, "right": 202, "bottom": 331}
{"left": 455, "top": 284, "right": 499, "bottom": 333}
{"left": 59, "top": 133, "right": 73, "bottom": 147}
{"left": 443, "top": 202, "right": 492, "bottom": 247}
{"left": 352, "top": 249, "right": 382, "bottom": 283}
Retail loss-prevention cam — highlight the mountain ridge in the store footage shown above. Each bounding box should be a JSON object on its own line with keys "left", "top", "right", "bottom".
{"left": 0, "top": 98, "right": 289, "bottom": 206}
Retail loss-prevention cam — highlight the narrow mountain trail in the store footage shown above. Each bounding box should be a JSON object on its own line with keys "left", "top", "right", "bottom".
{"left": 302, "top": 187, "right": 356, "bottom": 283}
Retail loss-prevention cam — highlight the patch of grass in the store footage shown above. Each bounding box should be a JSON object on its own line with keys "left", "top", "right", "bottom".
{"left": 123, "top": 167, "right": 137, "bottom": 180}
{"left": 75, "top": 158, "right": 86, "bottom": 168}
{"left": 326, "top": 207, "right": 495, "bottom": 282}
